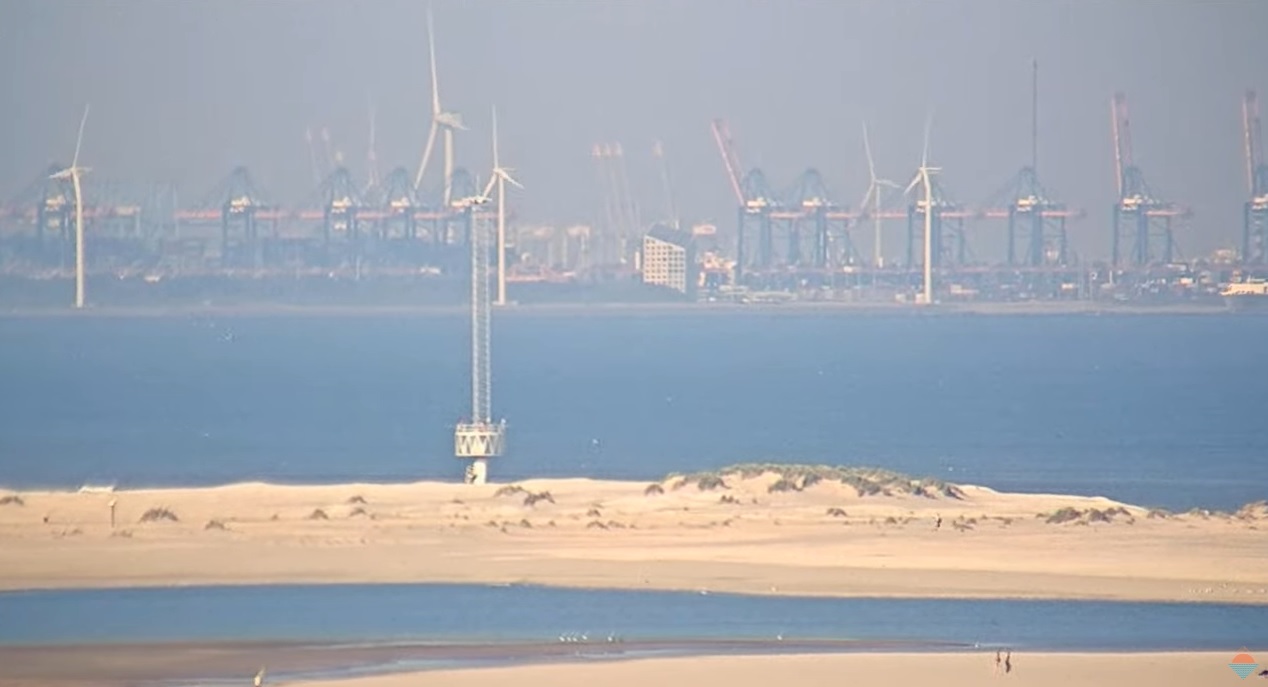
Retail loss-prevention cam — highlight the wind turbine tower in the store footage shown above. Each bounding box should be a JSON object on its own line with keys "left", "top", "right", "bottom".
{"left": 454, "top": 173, "right": 506, "bottom": 485}
{"left": 51, "top": 105, "right": 91, "bottom": 309}
{"left": 414, "top": 6, "right": 466, "bottom": 206}
{"left": 904, "top": 117, "right": 940, "bottom": 305}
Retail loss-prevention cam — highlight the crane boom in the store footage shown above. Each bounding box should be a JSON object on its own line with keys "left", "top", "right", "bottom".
{"left": 1246, "top": 90, "right": 1264, "bottom": 196}
{"left": 710, "top": 119, "right": 746, "bottom": 205}
{"left": 1111, "top": 92, "right": 1134, "bottom": 198}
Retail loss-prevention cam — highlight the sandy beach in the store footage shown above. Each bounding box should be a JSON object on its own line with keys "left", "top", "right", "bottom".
{"left": 1, "top": 466, "right": 1264, "bottom": 603}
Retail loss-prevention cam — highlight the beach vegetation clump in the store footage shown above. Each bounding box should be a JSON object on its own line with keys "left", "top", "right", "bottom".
{"left": 696, "top": 475, "right": 728, "bottom": 491}
{"left": 346, "top": 495, "right": 367, "bottom": 505}
{"left": 665, "top": 463, "right": 965, "bottom": 499}
{"left": 349, "top": 506, "right": 369, "bottom": 518}
{"left": 1044, "top": 507, "right": 1083, "bottom": 524}
{"left": 495, "top": 485, "right": 526, "bottom": 498}
{"left": 139, "top": 507, "right": 178, "bottom": 523}
{"left": 1235, "top": 500, "right": 1267, "bottom": 520}
{"left": 586, "top": 507, "right": 603, "bottom": 517}
{"left": 0, "top": 495, "right": 24, "bottom": 506}
{"left": 523, "top": 491, "right": 554, "bottom": 507}
{"left": 307, "top": 508, "right": 329, "bottom": 521}
{"left": 720, "top": 494, "right": 741, "bottom": 504}
{"left": 586, "top": 521, "right": 608, "bottom": 530}
{"left": 204, "top": 519, "right": 227, "bottom": 531}
{"left": 767, "top": 477, "right": 801, "bottom": 494}
{"left": 1044, "top": 506, "right": 1133, "bottom": 525}
{"left": 826, "top": 507, "right": 848, "bottom": 518}
{"left": 643, "top": 483, "right": 665, "bottom": 496}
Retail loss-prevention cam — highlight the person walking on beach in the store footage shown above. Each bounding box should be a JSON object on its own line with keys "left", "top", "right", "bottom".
{"left": 1004, "top": 650, "right": 1012, "bottom": 675}
{"left": 994, "top": 650, "right": 1002, "bottom": 676}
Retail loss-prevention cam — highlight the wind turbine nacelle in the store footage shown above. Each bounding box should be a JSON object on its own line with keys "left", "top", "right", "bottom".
{"left": 437, "top": 112, "right": 465, "bottom": 129}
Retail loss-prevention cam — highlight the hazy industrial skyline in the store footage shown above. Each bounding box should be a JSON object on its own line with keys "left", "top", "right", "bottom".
{"left": 1, "top": 0, "right": 1265, "bottom": 260}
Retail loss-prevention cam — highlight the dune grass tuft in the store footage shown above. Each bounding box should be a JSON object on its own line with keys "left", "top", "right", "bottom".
{"left": 523, "top": 491, "right": 554, "bottom": 507}
{"left": 139, "top": 507, "right": 178, "bottom": 523}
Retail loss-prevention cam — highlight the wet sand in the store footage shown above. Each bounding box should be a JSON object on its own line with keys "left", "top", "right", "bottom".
{"left": 295, "top": 651, "right": 1255, "bottom": 687}
{"left": 0, "top": 638, "right": 953, "bottom": 686}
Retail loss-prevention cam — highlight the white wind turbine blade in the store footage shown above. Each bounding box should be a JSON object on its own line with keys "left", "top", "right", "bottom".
{"left": 862, "top": 120, "right": 877, "bottom": 182}
{"left": 71, "top": 104, "right": 90, "bottom": 169}
{"left": 414, "top": 120, "right": 439, "bottom": 190}
{"left": 921, "top": 111, "right": 933, "bottom": 167}
{"left": 491, "top": 105, "right": 500, "bottom": 170}
{"left": 858, "top": 182, "right": 875, "bottom": 214}
{"left": 427, "top": 5, "right": 441, "bottom": 116}
{"left": 499, "top": 170, "right": 524, "bottom": 190}
{"left": 481, "top": 173, "right": 497, "bottom": 200}
{"left": 904, "top": 171, "right": 922, "bottom": 197}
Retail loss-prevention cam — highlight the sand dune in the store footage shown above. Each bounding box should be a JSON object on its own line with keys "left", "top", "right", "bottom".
{"left": 292, "top": 652, "right": 1254, "bottom": 687}
{"left": 0, "top": 466, "right": 1265, "bottom": 603}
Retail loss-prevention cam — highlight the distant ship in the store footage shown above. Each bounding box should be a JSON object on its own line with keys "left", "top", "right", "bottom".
{"left": 1221, "top": 279, "right": 1268, "bottom": 310}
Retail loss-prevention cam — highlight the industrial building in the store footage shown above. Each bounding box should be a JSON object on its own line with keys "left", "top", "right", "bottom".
{"left": 641, "top": 225, "right": 696, "bottom": 297}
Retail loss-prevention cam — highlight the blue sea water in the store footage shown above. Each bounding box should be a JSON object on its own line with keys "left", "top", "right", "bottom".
{"left": 0, "top": 311, "right": 1265, "bottom": 510}
{"left": 0, "top": 584, "right": 1263, "bottom": 651}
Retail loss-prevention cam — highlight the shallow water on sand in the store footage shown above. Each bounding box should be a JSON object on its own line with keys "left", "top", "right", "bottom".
{"left": 0, "top": 584, "right": 1264, "bottom": 650}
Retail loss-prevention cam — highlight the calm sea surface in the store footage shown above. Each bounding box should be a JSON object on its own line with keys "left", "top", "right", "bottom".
{"left": 0, "top": 584, "right": 1264, "bottom": 650}
{"left": 1, "top": 312, "right": 1265, "bottom": 510}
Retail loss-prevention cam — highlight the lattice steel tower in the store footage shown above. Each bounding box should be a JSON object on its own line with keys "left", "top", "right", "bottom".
{"left": 453, "top": 201, "right": 505, "bottom": 484}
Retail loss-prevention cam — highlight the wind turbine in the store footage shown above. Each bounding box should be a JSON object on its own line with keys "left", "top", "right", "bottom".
{"left": 480, "top": 106, "right": 524, "bottom": 306}
{"left": 414, "top": 5, "right": 466, "bottom": 206}
{"left": 903, "top": 114, "right": 940, "bottom": 306}
{"left": 51, "top": 105, "right": 91, "bottom": 309}
{"left": 859, "top": 121, "right": 900, "bottom": 269}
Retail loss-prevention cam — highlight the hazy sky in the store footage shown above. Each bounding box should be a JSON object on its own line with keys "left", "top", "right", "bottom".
{"left": 1, "top": 0, "right": 1265, "bottom": 260}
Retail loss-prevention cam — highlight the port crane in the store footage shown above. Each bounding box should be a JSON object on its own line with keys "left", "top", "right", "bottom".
{"left": 1110, "top": 92, "right": 1190, "bottom": 266}
{"left": 784, "top": 169, "right": 853, "bottom": 269}
{"left": 712, "top": 119, "right": 774, "bottom": 281}
{"left": 979, "top": 61, "right": 1083, "bottom": 267}
{"left": 980, "top": 168, "right": 1083, "bottom": 267}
